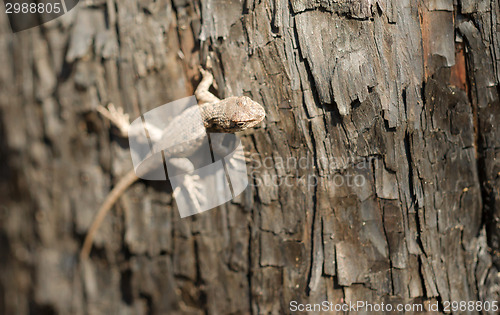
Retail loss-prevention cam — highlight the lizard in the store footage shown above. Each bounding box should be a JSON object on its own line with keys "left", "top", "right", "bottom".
{"left": 80, "top": 68, "right": 265, "bottom": 260}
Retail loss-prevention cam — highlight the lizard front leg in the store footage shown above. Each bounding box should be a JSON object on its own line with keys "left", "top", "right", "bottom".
{"left": 210, "top": 133, "right": 252, "bottom": 168}
{"left": 195, "top": 68, "right": 220, "bottom": 104}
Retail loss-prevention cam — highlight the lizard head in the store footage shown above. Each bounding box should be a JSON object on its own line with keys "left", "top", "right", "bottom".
{"left": 204, "top": 96, "right": 266, "bottom": 133}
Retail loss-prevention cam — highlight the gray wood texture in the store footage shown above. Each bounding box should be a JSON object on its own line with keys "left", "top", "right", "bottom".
{"left": 0, "top": 0, "right": 499, "bottom": 314}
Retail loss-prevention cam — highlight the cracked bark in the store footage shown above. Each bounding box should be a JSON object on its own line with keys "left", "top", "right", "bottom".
{"left": 1, "top": 0, "right": 499, "bottom": 314}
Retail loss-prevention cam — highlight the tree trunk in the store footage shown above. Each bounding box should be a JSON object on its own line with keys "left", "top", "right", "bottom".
{"left": 1, "top": 0, "right": 499, "bottom": 314}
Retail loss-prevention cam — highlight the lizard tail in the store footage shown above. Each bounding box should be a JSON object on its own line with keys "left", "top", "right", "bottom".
{"left": 80, "top": 169, "right": 139, "bottom": 260}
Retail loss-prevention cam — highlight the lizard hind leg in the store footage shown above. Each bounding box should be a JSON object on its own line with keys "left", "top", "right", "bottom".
{"left": 97, "top": 103, "right": 131, "bottom": 137}
{"left": 169, "top": 157, "right": 207, "bottom": 214}
{"left": 173, "top": 174, "right": 207, "bottom": 214}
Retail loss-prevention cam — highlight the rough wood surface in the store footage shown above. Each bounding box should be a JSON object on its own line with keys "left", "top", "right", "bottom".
{"left": 0, "top": 0, "right": 499, "bottom": 314}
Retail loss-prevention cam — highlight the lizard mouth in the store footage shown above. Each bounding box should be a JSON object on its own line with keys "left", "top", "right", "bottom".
{"left": 241, "top": 117, "right": 264, "bottom": 128}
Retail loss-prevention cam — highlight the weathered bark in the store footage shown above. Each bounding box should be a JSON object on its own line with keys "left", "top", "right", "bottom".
{"left": 1, "top": 0, "right": 499, "bottom": 314}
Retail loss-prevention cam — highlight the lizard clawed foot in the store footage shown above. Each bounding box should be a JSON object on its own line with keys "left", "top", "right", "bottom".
{"left": 200, "top": 62, "right": 218, "bottom": 90}
{"left": 198, "top": 67, "right": 211, "bottom": 79}
{"left": 173, "top": 173, "right": 207, "bottom": 213}
{"left": 222, "top": 150, "right": 254, "bottom": 179}
{"left": 226, "top": 150, "right": 253, "bottom": 169}
{"left": 232, "top": 150, "right": 251, "bottom": 161}
{"left": 195, "top": 63, "right": 220, "bottom": 104}
{"left": 97, "top": 103, "right": 130, "bottom": 137}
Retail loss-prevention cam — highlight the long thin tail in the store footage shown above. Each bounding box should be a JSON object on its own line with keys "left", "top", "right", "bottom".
{"left": 80, "top": 169, "right": 139, "bottom": 260}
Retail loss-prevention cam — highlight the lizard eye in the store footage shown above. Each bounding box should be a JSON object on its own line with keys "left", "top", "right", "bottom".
{"left": 231, "top": 121, "right": 245, "bottom": 128}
